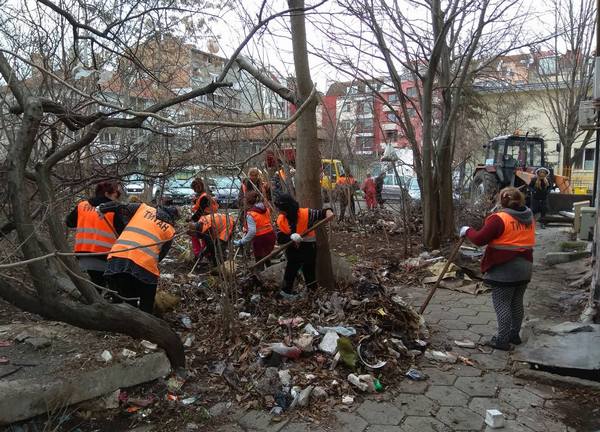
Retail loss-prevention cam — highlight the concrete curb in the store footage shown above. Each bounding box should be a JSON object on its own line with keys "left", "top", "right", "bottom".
{"left": 515, "top": 369, "right": 600, "bottom": 391}
{"left": 544, "top": 251, "right": 591, "bottom": 266}
{"left": 0, "top": 352, "right": 170, "bottom": 425}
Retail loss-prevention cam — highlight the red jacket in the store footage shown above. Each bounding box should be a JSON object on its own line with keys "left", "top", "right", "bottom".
{"left": 362, "top": 178, "right": 376, "bottom": 195}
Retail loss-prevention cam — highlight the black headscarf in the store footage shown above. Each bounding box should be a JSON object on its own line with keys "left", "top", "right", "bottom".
{"left": 274, "top": 193, "right": 299, "bottom": 233}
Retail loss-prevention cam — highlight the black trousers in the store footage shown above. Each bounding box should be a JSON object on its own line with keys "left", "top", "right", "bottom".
{"left": 200, "top": 234, "right": 228, "bottom": 265}
{"left": 283, "top": 242, "right": 317, "bottom": 293}
{"left": 108, "top": 273, "right": 157, "bottom": 314}
{"left": 87, "top": 270, "right": 106, "bottom": 289}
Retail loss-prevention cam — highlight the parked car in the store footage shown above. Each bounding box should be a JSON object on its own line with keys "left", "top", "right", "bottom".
{"left": 157, "top": 178, "right": 196, "bottom": 205}
{"left": 382, "top": 174, "right": 420, "bottom": 202}
{"left": 124, "top": 174, "right": 158, "bottom": 197}
{"left": 213, "top": 176, "right": 241, "bottom": 208}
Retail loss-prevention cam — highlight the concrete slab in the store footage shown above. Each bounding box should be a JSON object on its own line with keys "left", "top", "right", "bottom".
{"left": 0, "top": 352, "right": 170, "bottom": 425}
{"left": 513, "top": 324, "right": 600, "bottom": 370}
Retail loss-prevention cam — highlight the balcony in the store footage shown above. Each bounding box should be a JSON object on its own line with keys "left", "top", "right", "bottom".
{"left": 382, "top": 123, "right": 398, "bottom": 131}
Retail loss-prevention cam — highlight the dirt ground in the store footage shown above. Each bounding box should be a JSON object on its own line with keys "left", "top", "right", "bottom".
{"left": 2, "top": 211, "right": 599, "bottom": 432}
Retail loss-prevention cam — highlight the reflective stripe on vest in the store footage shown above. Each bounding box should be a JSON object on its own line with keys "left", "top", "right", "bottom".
{"left": 74, "top": 201, "right": 116, "bottom": 253}
{"left": 200, "top": 213, "right": 234, "bottom": 241}
{"left": 248, "top": 209, "right": 274, "bottom": 236}
{"left": 107, "top": 204, "right": 175, "bottom": 276}
{"left": 488, "top": 211, "right": 535, "bottom": 251}
{"left": 276, "top": 208, "right": 316, "bottom": 241}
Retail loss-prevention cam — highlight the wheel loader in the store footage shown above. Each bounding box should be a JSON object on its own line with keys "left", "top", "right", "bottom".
{"left": 470, "top": 133, "right": 592, "bottom": 222}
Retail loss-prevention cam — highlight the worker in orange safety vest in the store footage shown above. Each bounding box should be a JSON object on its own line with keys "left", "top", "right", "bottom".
{"left": 98, "top": 202, "right": 178, "bottom": 313}
{"left": 460, "top": 186, "right": 535, "bottom": 351}
{"left": 188, "top": 212, "right": 235, "bottom": 266}
{"left": 65, "top": 180, "right": 123, "bottom": 290}
{"left": 233, "top": 191, "right": 276, "bottom": 270}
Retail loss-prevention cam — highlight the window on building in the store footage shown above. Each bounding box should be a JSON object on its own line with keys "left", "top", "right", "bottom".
{"left": 343, "top": 103, "right": 352, "bottom": 112}
{"left": 357, "top": 102, "right": 372, "bottom": 115}
{"left": 539, "top": 56, "right": 557, "bottom": 75}
{"left": 360, "top": 118, "right": 373, "bottom": 132}
{"left": 387, "top": 112, "right": 398, "bottom": 122}
{"left": 573, "top": 148, "right": 595, "bottom": 171}
{"left": 388, "top": 93, "right": 398, "bottom": 103}
{"left": 385, "top": 130, "right": 398, "bottom": 142}
{"left": 340, "top": 120, "right": 353, "bottom": 130}
{"left": 356, "top": 136, "right": 374, "bottom": 150}
{"left": 406, "top": 87, "right": 417, "bottom": 98}
{"left": 407, "top": 107, "right": 417, "bottom": 117}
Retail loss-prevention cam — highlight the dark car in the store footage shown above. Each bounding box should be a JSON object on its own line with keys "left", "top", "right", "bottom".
{"left": 213, "top": 177, "right": 241, "bottom": 208}
{"left": 157, "top": 178, "right": 196, "bottom": 205}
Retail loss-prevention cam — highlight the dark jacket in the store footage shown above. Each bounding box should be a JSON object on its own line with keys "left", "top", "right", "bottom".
{"left": 529, "top": 176, "right": 551, "bottom": 201}
{"left": 100, "top": 203, "right": 174, "bottom": 285}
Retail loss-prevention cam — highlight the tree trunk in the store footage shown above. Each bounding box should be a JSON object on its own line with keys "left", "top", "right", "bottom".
{"left": 3, "top": 98, "right": 185, "bottom": 369}
{"left": 287, "top": 0, "right": 334, "bottom": 288}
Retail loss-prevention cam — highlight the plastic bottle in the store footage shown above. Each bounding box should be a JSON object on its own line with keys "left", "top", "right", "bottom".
{"left": 269, "top": 343, "right": 302, "bottom": 359}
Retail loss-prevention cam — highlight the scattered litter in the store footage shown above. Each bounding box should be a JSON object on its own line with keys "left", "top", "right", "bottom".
{"left": 293, "top": 334, "right": 314, "bottom": 352}
{"left": 100, "top": 350, "right": 113, "bottom": 363}
{"left": 250, "top": 294, "right": 261, "bottom": 304}
{"left": 425, "top": 350, "right": 458, "bottom": 364}
{"left": 181, "top": 396, "right": 199, "bottom": 405}
{"left": 458, "top": 355, "right": 476, "bottom": 366}
{"left": 342, "top": 395, "right": 354, "bottom": 405}
{"left": 239, "top": 312, "right": 251, "bottom": 319}
{"left": 347, "top": 373, "right": 368, "bottom": 392}
{"left": 269, "top": 343, "right": 302, "bottom": 359}
{"left": 317, "top": 325, "right": 357, "bottom": 337}
{"left": 278, "top": 317, "right": 304, "bottom": 327}
{"left": 166, "top": 376, "right": 185, "bottom": 392}
{"left": 278, "top": 370, "right": 292, "bottom": 386}
{"left": 330, "top": 352, "right": 341, "bottom": 370}
{"left": 183, "top": 335, "right": 195, "bottom": 348}
{"left": 485, "top": 409, "right": 505, "bottom": 428}
{"left": 0, "top": 356, "right": 9, "bottom": 365}
{"left": 303, "top": 323, "right": 320, "bottom": 336}
{"left": 318, "top": 331, "right": 339, "bottom": 355}
{"left": 161, "top": 273, "right": 175, "bottom": 280}
{"left": 454, "top": 339, "right": 476, "bottom": 349}
{"left": 0, "top": 340, "right": 12, "bottom": 347}
{"left": 121, "top": 348, "right": 137, "bottom": 358}
{"left": 180, "top": 315, "right": 192, "bottom": 329}
{"left": 270, "top": 406, "right": 283, "bottom": 416}
{"left": 357, "top": 342, "right": 387, "bottom": 369}
{"left": 389, "top": 338, "right": 408, "bottom": 354}
{"left": 297, "top": 385, "right": 313, "bottom": 407}
{"left": 140, "top": 340, "right": 158, "bottom": 351}
{"left": 405, "top": 368, "right": 428, "bottom": 381}
{"left": 337, "top": 337, "right": 357, "bottom": 369}
{"left": 128, "top": 395, "right": 155, "bottom": 408}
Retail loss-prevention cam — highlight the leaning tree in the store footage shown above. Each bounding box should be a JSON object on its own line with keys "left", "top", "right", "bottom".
{"left": 0, "top": 0, "right": 333, "bottom": 369}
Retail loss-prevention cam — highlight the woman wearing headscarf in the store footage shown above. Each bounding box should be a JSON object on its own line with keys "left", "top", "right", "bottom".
{"left": 459, "top": 187, "right": 535, "bottom": 350}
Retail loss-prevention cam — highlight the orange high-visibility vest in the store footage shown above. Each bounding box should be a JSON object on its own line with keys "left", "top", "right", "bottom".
{"left": 108, "top": 204, "right": 175, "bottom": 276}
{"left": 277, "top": 208, "right": 316, "bottom": 240}
{"left": 199, "top": 213, "right": 235, "bottom": 241}
{"left": 488, "top": 211, "right": 535, "bottom": 251}
{"left": 74, "top": 201, "right": 117, "bottom": 253}
{"left": 192, "top": 192, "right": 219, "bottom": 214}
{"left": 247, "top": 209, "right": 274, "bottom": 236}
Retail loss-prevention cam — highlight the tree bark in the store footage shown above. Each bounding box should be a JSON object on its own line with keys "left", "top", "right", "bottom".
{"left": 287, "top": 0, "right": 334, "bottom": 288}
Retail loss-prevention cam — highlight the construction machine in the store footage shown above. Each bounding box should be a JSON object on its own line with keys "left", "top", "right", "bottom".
{"left": 470, "top": 133, "right": 592, "bottom": 221}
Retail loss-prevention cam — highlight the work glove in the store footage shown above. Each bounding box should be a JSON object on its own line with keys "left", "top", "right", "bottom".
{"left": 233, "top": 239, "right": 242, "bottom": 247}
{"left": 290, "top": 233, "right": 302, "bottom": 243}
{"left": 459, "top": 226, "right": 470, "bottom": 237}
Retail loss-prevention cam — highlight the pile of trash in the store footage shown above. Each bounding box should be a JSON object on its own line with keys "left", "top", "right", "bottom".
{"left": 153, "top": 270, "right": 428, "bottom": 417}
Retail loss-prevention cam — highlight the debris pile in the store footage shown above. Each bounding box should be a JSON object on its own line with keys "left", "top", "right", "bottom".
{"left": 152, "top": 269, "right": 427, "bottom": 418}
